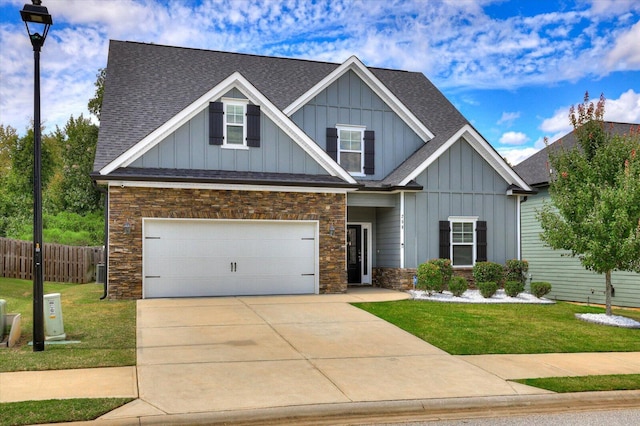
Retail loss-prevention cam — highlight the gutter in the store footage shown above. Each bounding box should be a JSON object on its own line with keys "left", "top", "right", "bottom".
{"left": 92, "top": 180, "right": 109, "bottom": 300}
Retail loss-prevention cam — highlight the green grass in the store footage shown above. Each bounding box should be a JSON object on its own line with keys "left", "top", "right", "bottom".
{"left": 515, "top": 374, "right": 640, "bottom": 393}
{"left": 0, "top": 277, "right": 136, "bottom": 372}
{"left": 0, "top": 398, "right": 134, "bottom": 426}
{"left": 353, "top": 300, "right": 640, "bottom": 355}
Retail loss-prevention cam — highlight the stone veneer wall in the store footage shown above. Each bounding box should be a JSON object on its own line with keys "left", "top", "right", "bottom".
{"left": 373, "top": 267, "right": 475, "bottom": 291}
{"left": 372, "top": 267, "right": 417, "bottom": 291}
{"left": 107, "top": 186, "right": 347, "bottom": 299}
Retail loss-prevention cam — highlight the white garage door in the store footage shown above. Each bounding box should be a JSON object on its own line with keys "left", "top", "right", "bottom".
{"left": 143, "top": 219, "right": 318, "bottom": 298}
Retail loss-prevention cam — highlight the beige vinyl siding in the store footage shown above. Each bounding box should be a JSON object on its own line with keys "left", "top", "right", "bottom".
{"left": 521, "top": 187, "right": 640, "bottom": 308}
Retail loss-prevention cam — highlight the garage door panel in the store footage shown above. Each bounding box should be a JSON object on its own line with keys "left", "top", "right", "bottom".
{"left": 143, "top": 220, "right": 318, "bottom": 298}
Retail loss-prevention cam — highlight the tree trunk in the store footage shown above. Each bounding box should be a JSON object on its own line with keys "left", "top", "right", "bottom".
{"left": 605, "top": 270, "right": 612, "bottom": 316}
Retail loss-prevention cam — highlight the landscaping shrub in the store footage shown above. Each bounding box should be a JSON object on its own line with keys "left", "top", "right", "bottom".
{"left": 472, "top": 262, "right": 504, "bottom": 286}
{"left": 531, "top": 282, "right": 552, "bottom": 298}
{"left": 477, "top": 281, "right": 498, "bottom": 298}
{"left": 448, "top": 276, "right": 468, "bottom": 297}
{"left": 416, "top": 262, "right": 443, "bottom": 295}
{"left": 505, "top": 259, "right": 529, "bottom": 284}
{"left": 504, "top": 280, "right": 525, "bottom": 297}
{"left": 428, "top": 258, "right": 452, "bottom": 289}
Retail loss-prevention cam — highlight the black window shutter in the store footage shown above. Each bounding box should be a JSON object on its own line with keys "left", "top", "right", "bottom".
{"left": 439, "top": 221, "right": 451, "bottom": 259}
{"left": 326, "top": 128, "right": 338, "bottom": 161}
{"left": 246, "top": 104, "right": 261, "bottom": 147}
{"left": 476, "top": 221, "right": 487, "bottom": 262}
{"left": 209, "top": 101, "right": 223, "bottom": 145}
{"left": 364, "top": 130, "right": 375, "bottom": 175}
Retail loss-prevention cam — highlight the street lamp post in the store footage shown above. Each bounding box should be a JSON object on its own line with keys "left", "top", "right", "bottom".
{"left": 20, "top": 0, "right": 52, "bottom": 352}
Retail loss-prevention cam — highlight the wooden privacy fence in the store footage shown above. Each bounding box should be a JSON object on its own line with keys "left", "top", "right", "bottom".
{"left": 0, "top": 237, "right": 104, "bottom": 284}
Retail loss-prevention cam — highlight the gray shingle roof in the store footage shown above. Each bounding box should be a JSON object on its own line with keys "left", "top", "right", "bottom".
{"left": 513, "top": 122, "right": 639, "bottom": 187}
{"left": 94, "top": 41, "right": 470, "bottom": 186}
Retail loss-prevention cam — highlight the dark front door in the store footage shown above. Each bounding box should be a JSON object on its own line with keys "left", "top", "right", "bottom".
{"left": 347, "top": 224, "right": 361, "bottom": 283}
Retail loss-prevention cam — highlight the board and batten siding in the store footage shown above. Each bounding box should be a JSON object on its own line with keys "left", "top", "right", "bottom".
{"left": 291, "top": 70, "right": 424, "bottom": 180}
{"left": 404, "top": 138, "right": 518, "bottom": 269}
{"left": 130, "top": 90, "right": 327, "bottom": 175}
{"left": 522, "top": 187, "right": 640, "bottom": 308}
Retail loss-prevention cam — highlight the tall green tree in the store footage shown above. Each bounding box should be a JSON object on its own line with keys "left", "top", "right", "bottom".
{"left": 88, "top": 67, "right": 106, "bottom": 121}
{"left": 537, "top": 93, "right": 640, "bottom": 315}
{"left": 53, "top": 115, "right": 101, "bottom": 213}
{"left": 0, "top": 125, "right": 57, "bottom": 237}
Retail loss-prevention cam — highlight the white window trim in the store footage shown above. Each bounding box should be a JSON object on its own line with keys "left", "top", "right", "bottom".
{"left": 336, "top": 124, "right": 366, "bottom": 176}
{"left": 222, "top": 98, "right": 249, "bottom": 150}
{"left": 448, "top": 216, "right": 478, "bottom": 268}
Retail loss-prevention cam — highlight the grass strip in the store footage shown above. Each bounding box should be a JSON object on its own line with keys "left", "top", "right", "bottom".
{"left": 1, "top": 278, "right": 136, "bottom": 372}
{"left": 353, "top": 300, "right": 640, "bottom": 355}
{"left": 514, "top": 374, "right": 640, "bottom": 393}
{"left": 0, "top": 398, "right": 134, "bottom": 426}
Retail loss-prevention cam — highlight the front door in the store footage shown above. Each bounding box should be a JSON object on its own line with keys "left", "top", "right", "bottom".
{"left": 347, "top": 224, "right": 362, "bottom": 283}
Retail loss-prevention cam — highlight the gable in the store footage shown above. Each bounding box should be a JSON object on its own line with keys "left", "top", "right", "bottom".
{"left": 290, "top": 70, "right": 424, "bottom": 180}
{"left": 130, "top": 92, "right": 327, "bottom": 176}
{"left": 284, "top": 56, "right": 434, "bottom": 142}
{"left": 400, "top": 125, "right": 531, "bottom": 192}
{"left": 97, "top": 72, "right": 355, "bottom": 183}
{"left": 415, "top": 138, "right": 509, "bottom": 193}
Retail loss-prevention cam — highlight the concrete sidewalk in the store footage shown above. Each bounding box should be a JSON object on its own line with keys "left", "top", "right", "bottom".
{"left": 1, "top": 287, "right": 640, "bottom": 426}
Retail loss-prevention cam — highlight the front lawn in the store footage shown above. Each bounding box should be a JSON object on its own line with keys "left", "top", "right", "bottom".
{"left": 515, "top": 374, "right": 640, "bottom": 393}
{"left": 353, "top": 300, "right": 640, "bottom": 355}
{"left": 0, "top": 277, "right": 136, "bottom": 372}
{"left": 0, "top": 398, "right": 134, "bottom": 426}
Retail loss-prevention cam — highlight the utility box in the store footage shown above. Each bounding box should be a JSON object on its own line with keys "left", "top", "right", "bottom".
{"left": 96, "top": 263, "right": 106, "bottom": 284}
{"left": 43, "top": 293, "right": 66, "bottom": 341}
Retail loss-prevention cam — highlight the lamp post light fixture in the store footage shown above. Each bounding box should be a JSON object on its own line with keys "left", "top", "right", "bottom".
{"left": 20, "top": 0, "right": 52, "bottom": 352}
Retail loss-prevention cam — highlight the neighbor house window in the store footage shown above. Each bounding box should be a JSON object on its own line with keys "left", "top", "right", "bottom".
{"left": 337, "top": 125, "right": 365, "bottom": 175}
{"left": 224, "top": 100, "right": 247, "bottom": 147}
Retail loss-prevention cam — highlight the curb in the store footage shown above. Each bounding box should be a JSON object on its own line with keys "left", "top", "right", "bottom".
{"left": 50, "top": 389, "right": 640, "bottom": 425}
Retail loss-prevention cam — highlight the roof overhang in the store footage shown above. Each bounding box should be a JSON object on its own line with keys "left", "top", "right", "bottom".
{"left": 98, "top": 72, "right": 357, "bottom": 184}
{"left": 283, "top": 56, "right": 434, "bottom": 142}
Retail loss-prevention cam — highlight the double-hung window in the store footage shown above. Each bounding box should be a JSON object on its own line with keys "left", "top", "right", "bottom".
{"left": 449, "top": 216, "right": 477, "bottom": 267}
{"left": 337, "top": 125, "right": 365, "bottom": 175}
{"left": 224, "top": 100, "right": 247, "bottom": 148}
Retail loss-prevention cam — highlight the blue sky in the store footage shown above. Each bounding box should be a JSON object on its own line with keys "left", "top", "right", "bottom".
{"left": 1, "top": 0, "right": 639, "bottom": 165}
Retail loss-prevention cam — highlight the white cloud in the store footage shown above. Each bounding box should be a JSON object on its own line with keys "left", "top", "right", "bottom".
{"left": 606, "top": 21, "right": 640, "bottom": 71}
{"left": 497, "top": 111, "right": 520, "bottom": 126}
{"left": 604, "top": 89, "right": 640, "bottom": 122}
{"left": 499, "top": 131, "right": 529, "bottom": 145}
{"left": 540, "top": 106, "right": 573, "bottom": 135}
{"left": 498, "top": 147, "right": 541, "bottom": 166}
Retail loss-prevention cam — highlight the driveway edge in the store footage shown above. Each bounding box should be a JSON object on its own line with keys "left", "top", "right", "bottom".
{"left": 60, "top": 389, "right": 640, "bottom": 425}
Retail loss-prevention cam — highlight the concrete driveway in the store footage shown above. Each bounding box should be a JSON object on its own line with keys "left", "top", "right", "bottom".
{"left": 129, "top": 288, "right": 546, "bottom": 416}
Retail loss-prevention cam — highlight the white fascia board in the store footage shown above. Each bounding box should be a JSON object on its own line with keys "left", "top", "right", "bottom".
{"left": 283, "top": 56, "right": 434, "bottom": 142}
{"left": 99, "top": 72, "right": 356, "bottom": 184}
{"left": 101, "top": 180, "right": 354, "bottom": 194}
{"left": 400, "top": 124, "right": 532, "bottom": 191}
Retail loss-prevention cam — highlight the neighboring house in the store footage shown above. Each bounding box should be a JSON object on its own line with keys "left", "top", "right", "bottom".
{"left": 514, "top": 122, "right": 640, "bottom": 308}
{"left": 92, "top": 41, "right": 532, "bottom": 299}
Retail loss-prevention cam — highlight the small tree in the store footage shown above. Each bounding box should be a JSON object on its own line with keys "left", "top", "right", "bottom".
{"left": 537, "top": 92, "right": 640, "bottom": 315}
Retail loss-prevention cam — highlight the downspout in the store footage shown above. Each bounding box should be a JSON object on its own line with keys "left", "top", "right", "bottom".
{"left": 93, "top": 181, "right": 108, "bottom": 300}
{"left": 400, "top": 191, "right": 405, "bottom": 269}
{"left": 516, "top": 195, "right": 522, "bottom": 260}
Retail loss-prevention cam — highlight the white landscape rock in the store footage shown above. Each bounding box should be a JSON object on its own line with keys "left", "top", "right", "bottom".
{"left": 575, "top": 313, "right": 640, "bottom": 329}
{"left": 408, "top": 288, "right": 555, "bottom": 304}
